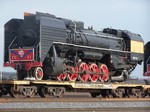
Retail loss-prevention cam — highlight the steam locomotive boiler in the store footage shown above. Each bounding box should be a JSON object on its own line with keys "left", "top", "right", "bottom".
{"left": 4, "top": 12, "right": 144, "bottom": 82}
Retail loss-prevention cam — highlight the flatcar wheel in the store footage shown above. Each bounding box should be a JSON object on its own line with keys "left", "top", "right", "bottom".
{"left": 125, "top": 89, "right": 132, "bottom": 98}
{"left": 9, "top": 87, "right": 20, "bottom": 98}
{"left": 39, "top": 87, "right": 49, "bottom": 98}
{"left": 79, "top": 63, "right": 89, "bottom": 82}
{"left": 100, "top": 90, "right": 109, "bottom": 98}
{"left": 89, "top": 63, "right": 99, "bottom": 83}
{"left": 34, "top": 67, "right": 43, "bottom": 80}
{"left": 56, "top": 89, "right": 65, "bottom": 98}
{"left": 57, "top": 74, "right": 67, "bottom": 81}
{"left": 68, "top": 66, "right": 78, "bottom": 82}
{"left": 90, "top": 92, "right": 100, "bottom": 98}
{"left": 117, "top": 89, "right": 125, "bottom": 98}
{"left": 99, "top": 64, "right": 109, "bottom": 82}
{"left": 132, "top": 89, "right": 142, "bottom": 98}
{"left": 110, "top": 90, "right": 118, "bottom": 98}
{"left": 0, "top": 91, "right": 2, "bottom": 97}
{"left": 105, "top": 90, "right": 113, "bottom": 98}
{"left": 141, "top": 90, "right": 146, "bottom": 98}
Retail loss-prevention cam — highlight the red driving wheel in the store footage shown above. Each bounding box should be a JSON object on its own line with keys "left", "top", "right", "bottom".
{"left": 99, "top": 64, "right": 109, "bottom": 82}
{"left": 89, "top": 63, "right": 99, "bottom": 82}
{"left": 79, "top": 62, "right": 89, "bottom": 82}
{"left": 68, "top": 66, "right": 78, "bottom": 82}
{"left": 57, "top": 64, "right": 67, "bottom": 81}
{"left": 57, "top": 73, "right": 67, "bottom": 81}
{"left": 34, "top": 67, "right": 43, "bottom": 80}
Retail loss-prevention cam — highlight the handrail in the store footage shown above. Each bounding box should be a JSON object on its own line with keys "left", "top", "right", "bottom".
{"left": 71, "top": 20, "right": 77, "bottom": 32}
{"left": 8, "top": 36, "right": 17, "bottom": 49}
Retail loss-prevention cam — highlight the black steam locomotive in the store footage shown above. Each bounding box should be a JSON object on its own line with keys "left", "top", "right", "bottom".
{"left": 4, "top": 12, "right": 144, "bottom": 82}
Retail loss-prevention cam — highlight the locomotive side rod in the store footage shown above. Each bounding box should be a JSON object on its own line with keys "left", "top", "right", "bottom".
{"left": 65, "top": 70, "right": 98, "bottom": 75}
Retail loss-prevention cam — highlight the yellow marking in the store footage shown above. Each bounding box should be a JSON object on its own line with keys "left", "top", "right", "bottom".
{"left": 131, "top": 40, "right": 144, "bottom": 53}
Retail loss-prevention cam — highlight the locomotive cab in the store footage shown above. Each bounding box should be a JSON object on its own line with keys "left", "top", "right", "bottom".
{"left": 122, "top": 31, "right": 144, "bottom": 64}
{"left": 103, "top": 28, "right": 144, "bottom": 64}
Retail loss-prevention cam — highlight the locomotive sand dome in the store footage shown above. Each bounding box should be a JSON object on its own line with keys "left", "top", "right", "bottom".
{"left": 4, "top": 12, "right": 144, "bottom": 82}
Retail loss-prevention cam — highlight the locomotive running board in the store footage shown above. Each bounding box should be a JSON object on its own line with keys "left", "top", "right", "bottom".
{"left": 53, "top": 42, "right": 130, "bottom": 54}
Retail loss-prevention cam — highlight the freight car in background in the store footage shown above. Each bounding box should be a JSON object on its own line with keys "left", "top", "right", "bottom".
{"left": 144, "top": 41, "right": 150, "bottom": 76}
{"left": 3, "top": 12, "right": 144, "bottom": 83}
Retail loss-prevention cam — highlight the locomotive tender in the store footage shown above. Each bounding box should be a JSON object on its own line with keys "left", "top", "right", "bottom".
{"left": 4, "top": 12, "right": 144, "bottom": 82}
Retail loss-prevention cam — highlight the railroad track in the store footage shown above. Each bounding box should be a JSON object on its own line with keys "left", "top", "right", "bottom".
{"left": 1, "top": 108, "right": 150, "bottom": 112}
{"left": 0, "top": 99, "right": 150, "bottom": 112}
{"left": 1, "top": 93, "right": 150, "bottom": 112}
{"left": 0, "top": 93, "right": 150, "bottom": 103}
{"left": 0, "top": 98, "right": 150, "bottom": 103}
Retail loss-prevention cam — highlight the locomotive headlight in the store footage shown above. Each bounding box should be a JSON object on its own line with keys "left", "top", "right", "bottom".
{"left": 22, "top": 30, "right": 36, "bottom": 46}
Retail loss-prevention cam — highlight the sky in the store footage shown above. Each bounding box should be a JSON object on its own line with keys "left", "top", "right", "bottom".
{"left": 0, "top": 0, "right": 150, "bottom": 78}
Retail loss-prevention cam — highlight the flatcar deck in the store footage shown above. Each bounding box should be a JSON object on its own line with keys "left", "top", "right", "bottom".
{"left": 30, "top": 80, "right": 150, "bottom": 89}
{"left": 0, "top": 80, "right": 150, "bottom": 89}
{"left": 0, "top": 80, "right": 150, "bottom": 98}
